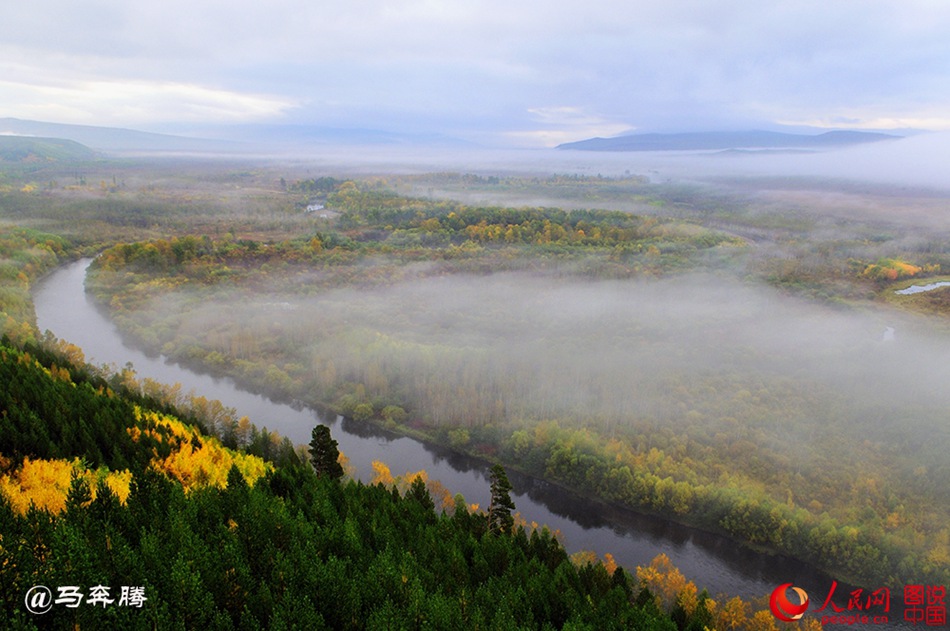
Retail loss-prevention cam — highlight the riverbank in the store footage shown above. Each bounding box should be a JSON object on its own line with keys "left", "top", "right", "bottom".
{"left": 884, "top": 275, "right": 950, "bottom": 321}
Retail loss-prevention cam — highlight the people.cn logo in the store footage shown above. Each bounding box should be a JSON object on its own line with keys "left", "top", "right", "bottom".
{"left": 770, "top": 583, "right": 810, "bottom": 622}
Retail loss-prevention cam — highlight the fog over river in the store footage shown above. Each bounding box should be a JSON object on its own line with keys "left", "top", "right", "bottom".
{"left": 33, "top": 259, "right": 919, "bottom": 627}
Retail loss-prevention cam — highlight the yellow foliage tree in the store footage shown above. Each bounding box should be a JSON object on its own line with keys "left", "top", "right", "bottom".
{"left": 0, "top": 457, "right": 133, "bottom": 515}
{"left": 747, "top": 609, "right": 780, "bottom": 631}
{"left": 715, "top": 595, "right": 750, "bottom": 631}
{"left": 103, "top": 469, "right": 133, "bottom": 503}
{"left": 636, "top": 553, "right": 689, "bottom": 612}
{"left": 370, "top": 460, "right": 455, "bottom": 512}
{"left": 863, "top": 258, "right": 921, "bottom": 281}
{"left": 371, "top": 460, "right": 395, "bottom": 487}
{"left": 133, "top": 407, "right": 270, "bottom": 491}
{"left": 0, "top": 457, "right": 76, "bottom": 514}
{"left": 338, "top": 451, "right": 355, "bottom": 480}
{"left": 677, "top": 581, "right": 699, "bottom": 617}
{"left": 426, "top": 478, "right": 455, "bottom": 512}
{"left": 571, "top": 550, "right": 599, "bottom": 567}
{"left": 155, "top": 439, "right": 269, "bottom": 492}
{"left": 800, "top": 617, "right": 824, "bottom": 631}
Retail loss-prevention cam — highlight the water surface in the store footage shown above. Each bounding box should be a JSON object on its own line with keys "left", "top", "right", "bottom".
{"left": 895, "top": 281, "right": 950, "bottom": 295}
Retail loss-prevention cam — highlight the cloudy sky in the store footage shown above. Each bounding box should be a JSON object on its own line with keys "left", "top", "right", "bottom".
{"left": 3, "top": 0, "right": 950, "bottom": 146}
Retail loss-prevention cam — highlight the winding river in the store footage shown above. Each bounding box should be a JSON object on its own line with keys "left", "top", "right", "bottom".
{"left": 34, "top": 258, "right": 878, "bottom": 615}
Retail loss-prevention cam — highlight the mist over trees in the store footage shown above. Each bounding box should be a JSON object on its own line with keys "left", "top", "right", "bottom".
{"left": 79, "top": 179, "right": 950, "bottom": 588}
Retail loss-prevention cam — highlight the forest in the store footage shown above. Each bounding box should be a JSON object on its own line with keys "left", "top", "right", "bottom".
{"left": 0, "top": 338, "right": 622, "bottom": 628}
{"left": 1, "top": 154, "right": 949, "bottom": 625}
{"left": 0, "top": 336, "right": 804, "bottom": 630}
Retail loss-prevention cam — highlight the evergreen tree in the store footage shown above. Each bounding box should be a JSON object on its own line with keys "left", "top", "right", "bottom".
{"left": 407, "top": 476, "right": 436, "bottom": 514}
{"left": 309, "top": 425, "right": 344, "bottom": 480}
{"left": 64, "top": 471, "right": 93, "bottom": 516}
{"left": 487, "top": 464, "right": 515, "bottom": 534}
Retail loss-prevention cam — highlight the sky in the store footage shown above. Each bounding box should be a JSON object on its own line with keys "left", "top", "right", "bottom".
{"left": 3, "top": 0, "right": 950, "bottom": 146}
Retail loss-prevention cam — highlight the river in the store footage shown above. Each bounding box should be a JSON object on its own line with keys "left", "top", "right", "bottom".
{"left": 34, "top": 258, "right": 897, "bottom": 622}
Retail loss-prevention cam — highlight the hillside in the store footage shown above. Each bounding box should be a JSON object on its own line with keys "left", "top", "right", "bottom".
{"left": 0, "top": 118, "right": 237, "bottom": 154}
{"left": 556, "top": 130, "right": 898, "bottom": 152}
{"left": 0, "top": 338, "right": 707, "bottom": 630}
{"left": 0, "top": 135, "right": 98, "bottom": 163}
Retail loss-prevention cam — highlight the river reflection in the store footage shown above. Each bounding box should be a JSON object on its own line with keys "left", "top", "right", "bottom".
{"left": 33, "top": 258, "right": 904, "bottom": 626}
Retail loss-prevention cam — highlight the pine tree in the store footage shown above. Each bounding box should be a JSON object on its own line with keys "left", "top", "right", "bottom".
{"left": 487, "top": 464, "right": 515, "bottom": 534}
{"left": 309, "top": 425, "right": 344, "bottom": 481}
{"left": 407, "top": 476, "right": 435, "bottom": 514}
{"left": 64, "top": 469, "right": 93, "bottom": 516}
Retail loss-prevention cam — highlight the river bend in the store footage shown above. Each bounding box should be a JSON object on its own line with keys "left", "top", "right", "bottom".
{"left": 34, "top": 258, "right": 849, "bottom": 607}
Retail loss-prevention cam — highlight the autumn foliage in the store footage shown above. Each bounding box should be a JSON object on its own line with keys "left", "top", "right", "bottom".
{"left": 371, "top": 459, "right": 456, "bottom": 512}
{"left": 129, "top": 408, "right": 270, "bottom": 492}
{"left": 0, "top": 457, "right": 131, "bottom": 515}
{"left": 0, "top": 341, "right": 270, "bottom": 516}
{"left": 862, "top": 257, "right": 922, "bottom": 281}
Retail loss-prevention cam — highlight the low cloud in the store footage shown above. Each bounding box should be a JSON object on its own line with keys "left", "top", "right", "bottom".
{"left": 502, "top": 106, "right": 634, "bottom": 148}
{"left": 0, "top": 71, "right": 299, "bottom": 126}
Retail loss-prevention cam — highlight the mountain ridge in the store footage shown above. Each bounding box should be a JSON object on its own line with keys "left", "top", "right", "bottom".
{"left": 557, "top": 129, "right": 900, "bottom": 152}
{"left": 0, "top": 117, "right": 240, "bottom": 154}
{"left": 0, "top": 118, "right": 471, "bottom": 155}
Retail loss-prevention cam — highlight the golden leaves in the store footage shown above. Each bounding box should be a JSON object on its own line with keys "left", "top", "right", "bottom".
{"left": 862, "top": 258, "right": 922, "bottom": 281}
{"left": 0, "top": 457, "right": 133, "bottom": 515}
{"left": 0, "top": 403, "right": 272, "bottom": 516}
{"left": 636, "top": 553, "right": 688, "bottom": 612}
{"left": 0, "top": 457, "right": 75, "bottom": 514}
{"left": 371, "top": 460, "right": 395, "bottom": 487}
{"left": 370, "top": 460, "right": 455, "bottom": 512}
{"left": 133, "top": 406, "right": 271, "bottom": 492}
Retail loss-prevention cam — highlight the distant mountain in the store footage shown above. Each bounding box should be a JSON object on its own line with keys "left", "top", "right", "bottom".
{"left": 557, "top": 130, "right": 900, "bottom": 152}
{"left": 0, "top": 118, "right": 240, "bottom": 154}
{"left": 167, "top": 123, "right": 473, "bottom": 149}
{"left": 0, "top": 135, "right": 98, "bottom": 162}
{"left": 0, "top": 118, "right": 472, "bottom": 155}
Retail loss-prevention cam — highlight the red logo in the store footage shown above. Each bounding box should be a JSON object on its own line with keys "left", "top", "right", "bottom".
{"left": 771, "top": 583, "right": 810, "bottom": 622}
